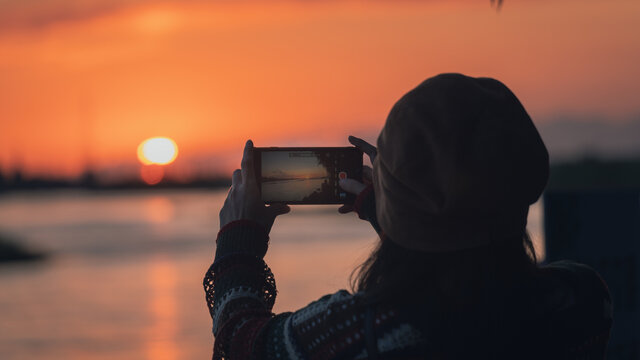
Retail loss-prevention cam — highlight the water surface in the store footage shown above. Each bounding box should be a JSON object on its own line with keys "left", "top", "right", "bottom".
{"left": 0, "top": 190, "right": 543, "bottom": 360}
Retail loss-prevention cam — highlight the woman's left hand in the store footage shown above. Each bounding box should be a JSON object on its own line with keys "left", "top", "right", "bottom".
{"left": 219, "top": 140, "right": 290, "bottom": 234}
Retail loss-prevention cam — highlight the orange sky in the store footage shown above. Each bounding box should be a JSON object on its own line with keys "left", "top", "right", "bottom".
{"left": 1, "top": 0, "right": 639, "bottom": 178}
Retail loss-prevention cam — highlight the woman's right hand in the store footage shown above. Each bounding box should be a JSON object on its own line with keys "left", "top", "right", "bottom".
{"left": 338, "top": 135, "right": 377, "bottom": 214}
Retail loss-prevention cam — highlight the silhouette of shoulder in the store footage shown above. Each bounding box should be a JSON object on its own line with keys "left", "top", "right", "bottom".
{"left": 534, "top": 260, "right": 612, "bottom": 357}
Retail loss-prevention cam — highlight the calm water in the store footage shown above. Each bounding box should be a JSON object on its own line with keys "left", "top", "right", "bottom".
{"left": 0, "top": 190, "right": 544, "bottom": 360}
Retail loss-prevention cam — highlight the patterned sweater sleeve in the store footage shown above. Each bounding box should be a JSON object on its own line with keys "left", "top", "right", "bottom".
{"left": 203, "top": 220, "right": 371, "bottom": 360}
{"left": 203, "top": 220, "right": 278, "bottom": 359}
{"left": 203, "top": 217, "right": 414, "bottom": 360}
{"left": 203, "top": 188, "right": 393, "bottom": 360}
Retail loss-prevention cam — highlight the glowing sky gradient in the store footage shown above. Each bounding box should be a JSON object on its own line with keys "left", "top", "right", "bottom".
{"left": 1, "top": 0, "right": 639, "bottom": 178}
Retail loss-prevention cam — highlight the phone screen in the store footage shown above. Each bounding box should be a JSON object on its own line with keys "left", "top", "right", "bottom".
{"left": 253, "top": 147, "right": 363, "bottom": 204}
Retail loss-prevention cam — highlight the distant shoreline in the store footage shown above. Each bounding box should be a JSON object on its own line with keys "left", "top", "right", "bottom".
{"left": 2, "top": 157, "right": 640, "bottom": 194}
{"left": 0, "top": 176, "right": 232, "bottom": 194}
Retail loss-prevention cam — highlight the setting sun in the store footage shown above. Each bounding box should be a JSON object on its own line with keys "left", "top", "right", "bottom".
{"left": 137, "top": 137, "right": 179, "bottom": 165}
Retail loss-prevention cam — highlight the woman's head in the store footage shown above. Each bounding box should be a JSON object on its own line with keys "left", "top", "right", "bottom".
{"left": 372, "top": 73, "right": 549, "bottom": 253}
{"left": 354, "top": 74, "right": 548, "bottom": 354}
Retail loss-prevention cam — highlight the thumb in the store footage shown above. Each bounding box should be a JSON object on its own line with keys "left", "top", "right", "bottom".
{"left": 338, "top": 204, "right": 353, "bottom": 214}
{"left": 339, "top": 179, "right": 367, "bottom": 195}
{"left": 267, "top": 203, "right": 291, "bottom": 217}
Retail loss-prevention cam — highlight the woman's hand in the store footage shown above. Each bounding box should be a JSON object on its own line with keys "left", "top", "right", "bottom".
{"left": 338, "top": 136, "right": 377, "bottom": 214}
{"left": 219, "top": 140, "right": 290, "bottom": 233}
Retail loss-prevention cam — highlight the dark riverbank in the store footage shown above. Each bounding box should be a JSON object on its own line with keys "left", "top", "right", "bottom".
{"left": 0, "top": 172, "right": 231, "bottom": 193}
{"left": 2, "top": 158, "right": 640, "bottom": 194}
{"left": 0, "top": 234, "right": 46, "bottom": 264}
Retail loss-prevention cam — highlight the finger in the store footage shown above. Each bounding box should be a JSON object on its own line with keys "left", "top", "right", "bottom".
{"left": 267, "top": 203, "right": 291, "bottom": 217}
{"left": 241, "top": 140, "right": 256, "bottom": 185}
{"left": 338, "top": 205, "right": 353, "bottom": 214}
{"left": 348, "top": 135, "right": 377, "bottom": 161}
{"left": 339, "top": 178, "right": 367, "bottom": 195}
{"left": 232, "top": 169, "right": 242, "bottom": 187}
{"left": 362, "top": 165, "right": 373, "bottom": 183}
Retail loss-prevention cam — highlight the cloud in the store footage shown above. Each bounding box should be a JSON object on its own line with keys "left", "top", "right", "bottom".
{"left": 0, "top": 0, "right": 187, "bottom": 33}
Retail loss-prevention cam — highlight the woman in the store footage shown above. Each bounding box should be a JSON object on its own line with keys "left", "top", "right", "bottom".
{"left": 204, "top": 73, "right": 612, "bottom": 359}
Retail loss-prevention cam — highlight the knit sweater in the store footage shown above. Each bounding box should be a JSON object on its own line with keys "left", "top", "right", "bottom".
{"left": 203, "top": 189, "right": 612, "bottom": 359}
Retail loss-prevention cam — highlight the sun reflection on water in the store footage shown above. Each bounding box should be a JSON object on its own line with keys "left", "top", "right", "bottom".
{"left": 145, "top": 196, "right": 175, "bottom": 224}
{"left": 146, "top": 257, "right": 179, "bottom": 360}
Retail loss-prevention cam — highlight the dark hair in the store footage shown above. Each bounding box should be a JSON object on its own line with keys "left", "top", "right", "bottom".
{"left": 351, "top": 231, "right": 537, "bottom": 297}
{"left": 351, "top": 231, "right": 540, "bottom": 357}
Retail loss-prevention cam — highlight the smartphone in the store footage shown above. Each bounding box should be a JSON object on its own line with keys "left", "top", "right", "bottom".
{"left": 253, "top": 147, "right": 363, "bottom": 204}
